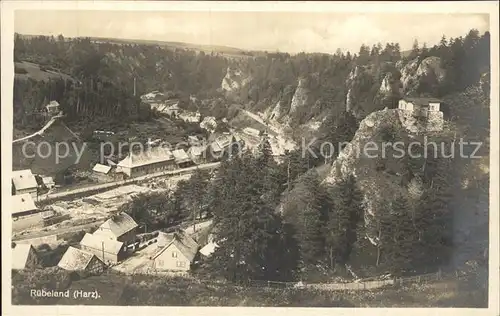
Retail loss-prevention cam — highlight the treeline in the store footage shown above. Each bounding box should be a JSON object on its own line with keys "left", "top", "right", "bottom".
{"left": 13, "top": 29, "right": 489, "bottom": 131}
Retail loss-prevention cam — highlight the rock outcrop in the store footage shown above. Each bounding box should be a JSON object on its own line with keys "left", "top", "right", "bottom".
{"left": 399, "top": 56, "right": 446, "bottom": 94}
{"left": 289, "top": 78, "right": 309, "bottom": 115}
{"left": 221, "top": 67, "right": 252, "bottom": 94}
{"left": 323, "top": 108, "right": 411, "bottom": 244}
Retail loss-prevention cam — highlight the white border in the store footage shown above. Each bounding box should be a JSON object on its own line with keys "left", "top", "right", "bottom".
{"left": 1, "top": 1, "right": 499, "bottom": 316}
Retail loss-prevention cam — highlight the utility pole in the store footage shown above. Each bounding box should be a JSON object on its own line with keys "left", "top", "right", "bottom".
{"left": 133, "top": 77, "right": 136, "bottom": 97}
{"left": 102, "top": 241, "right": 105, "bottom": 263}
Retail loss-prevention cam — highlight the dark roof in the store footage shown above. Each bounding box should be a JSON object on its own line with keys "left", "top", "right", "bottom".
{"left": 402, "top": 97, "right": 442, "bottom": 106}
{"left": 95, "top": 212, "right": 138, "bottom": 238}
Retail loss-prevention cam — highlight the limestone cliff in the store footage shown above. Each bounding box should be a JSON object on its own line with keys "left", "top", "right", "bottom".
{"left": 398, "top": 56, "right": 446, "bottom": 95}
{"left": 221, "top": 67, "right": 252, "bottom": 94}
{"left": 322, "top": 108, "right": 413, "bottom": 243}
{"left": 289, "top": 77, "right": 310, "bottom": 115}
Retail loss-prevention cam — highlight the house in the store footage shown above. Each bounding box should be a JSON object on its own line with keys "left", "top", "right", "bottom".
{"left": 58, "top": 246, "right": 106, "bottom": 275}
{"left": 208, "top": 134, "right": 244, "bottom": 161}
{"left": 188, "top": 135, "right": 201, "bottom": 146}
{"left": 398, "top": 97, "right": 442, "bottom": 115}
{"left": 45, "top": 100, "right": 60, "bottom": 116}
{"left": 200, "top": 116, "right": 217, "bottom": 131}
{"left": 116, "top": 147, "right": 176, "bottom": 178}
{"left": 91, "top": 163, "right": 113, "bottom": 182}
{"left": 150, "top": 232, "right": 199, "bottom": 272}
{"left": 243, "top": 127, "right": 261, "bottom": 137}
{"left": 42, "top": 176, "right": 55, "bottom": 189}
{"left": 93, "top": 212, "right": 138, "bottom": 245}
{"left": 12, "top": 169, "right": 38, "bottom": 198}
{"left": 12, "top": 194, "right": 38, "bottom": 218}
{"left": 187, "top": 145, "right": 207, "bottom": 163}
{"left": 180, "top": 112, "right": 201, "bottom": 123}
{"left": 172, "top": 149, "right": 194, "bottom": 168}
{"left": 164, "top": 100, "right": 180, "bottom": 116}
{"left": 12, "top": 244, "right": 39, "bottom": 270}
{"left": 80, "top": 233, "right": 126, "bottom": 264}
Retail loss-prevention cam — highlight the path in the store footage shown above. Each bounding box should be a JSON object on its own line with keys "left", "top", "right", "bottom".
{"left": 12, "top": 114, "right": 72, "bottom": 144}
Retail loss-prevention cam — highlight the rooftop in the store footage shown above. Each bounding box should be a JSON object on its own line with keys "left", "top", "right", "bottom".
{"left": 58, "top": 246, "right": 97, "bottom": 271}
{"left": 117, "top": 147, "right": 174, "bottom": 169}
{"left": 12, "top": 169, "right": 38, "bottom": 191}
{"left": 12, "top": 194, "right": 37, "bottom": 216}
{"left": 153, "top": 231, "right": 199, "bottom": 262}
{"left": 95, "top": 212, "right": 138, "bottom": 239}
{"left": 12, "top": 243, "right": 36, "bottom": 269}
{"left": 80, "top": 233, "right": 124, "bottom": 255}
{"left": 92, "top": 163, "right": 112, "bottom": 174}
{"left": 172, "top": 149, "right": 191, "bottom": 164}
{"left": 402, "top": 97, "right": 442, "bottom": 106}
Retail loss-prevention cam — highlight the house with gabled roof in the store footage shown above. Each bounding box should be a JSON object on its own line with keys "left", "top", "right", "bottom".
{"left": 116, "top": 147, "right": 176, "bottom": 178}
{"left": 93, "top": 212, "right": 138, "bottom": 245}
{"left": 58, "top": 246, "right": 106, "bottom": 275}
{"left": 80, "top": 233, "right": 126, "bottom": 264}
{"left": 12, "top": 194, "right": 38, "bottom": 218}
{"left": 12, "top": 243, "right": 39, "bottom": 270}
{"left": 172, "top": 149, "right": 194, "bottom": 168}
{"left": 150, "top": 231, "right": 199, "bottom": 272}
{"left": 12, "top": 169, "right": 38, "bottom": 198}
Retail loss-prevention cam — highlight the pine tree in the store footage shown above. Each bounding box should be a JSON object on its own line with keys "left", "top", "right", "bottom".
{"left": 281, "top": 170, "right": 328, "bottom": 267}
{"left": 205, "top": 154, "right": 299, "bottom": 282}
{"left": 324, "top": 175, "right": 364, "bottom": 270}
{"left": 382, "top": 194, "right": 417, "bottom": 276}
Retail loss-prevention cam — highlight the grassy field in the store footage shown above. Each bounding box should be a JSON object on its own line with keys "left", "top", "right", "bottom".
{"left": 14, "top": 61, "right": 75, "bottom": 82}
{"left": 12, "top": 270, "right": 488, "bottom": 307}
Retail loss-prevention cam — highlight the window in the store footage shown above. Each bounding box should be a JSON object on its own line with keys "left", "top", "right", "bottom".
{"left": 172, "top": 251, "right": 178, "bottom": 258}
{"left": 176, "top": 261, "right": 186, "bottom": 268}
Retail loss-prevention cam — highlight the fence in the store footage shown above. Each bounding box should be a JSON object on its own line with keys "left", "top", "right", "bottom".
{"left": 105, "top": 269, "right": 457, "bottom": 292}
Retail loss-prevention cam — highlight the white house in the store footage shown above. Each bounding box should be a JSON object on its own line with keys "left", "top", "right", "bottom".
{"left": 150, "top": 232, "right": 199, "bottom": 272}
{"left": 12, "top": 169, "right": 38, "bottom": 198}
{"left": 398, "top": 97, "right": 441, "bottom": 114}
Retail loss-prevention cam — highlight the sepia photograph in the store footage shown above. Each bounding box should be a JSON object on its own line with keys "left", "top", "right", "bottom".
{"left": 1, "top": 1, "right": 498, "bottom": 313}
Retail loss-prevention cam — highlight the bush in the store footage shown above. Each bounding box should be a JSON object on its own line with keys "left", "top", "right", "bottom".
{"left": 14, "top": 66, "right": 28, "bottom": 74}
{"left": 12, "top": 267, "right": 72, "bottom": 304}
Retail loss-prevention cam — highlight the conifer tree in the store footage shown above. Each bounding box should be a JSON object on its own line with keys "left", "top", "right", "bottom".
{"left": 324, "top": 174, "right": 364, "bottom": 269}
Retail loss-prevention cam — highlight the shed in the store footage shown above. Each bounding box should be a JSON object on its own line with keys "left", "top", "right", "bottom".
{"left": 58, "top": 246, "right": 106, "bottom": 275}
{"left": 92, "top": 163, "right": 112, "bottom": 174}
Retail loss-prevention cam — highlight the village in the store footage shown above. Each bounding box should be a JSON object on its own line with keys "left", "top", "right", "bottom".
{"left": 11, "top": 91, "right": 297, "bottom": 277}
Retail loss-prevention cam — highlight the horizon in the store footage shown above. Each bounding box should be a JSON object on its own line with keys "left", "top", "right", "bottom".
{"left": 14, "top": 11, "right": 489, "bottom": 54}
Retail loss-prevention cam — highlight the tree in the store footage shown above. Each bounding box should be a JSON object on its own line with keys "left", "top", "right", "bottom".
{"left": 324, "top": 175, "right": 364, "bottom": 270}
{"left": 281, "top": 170, "right": 329, "bottom": 267}
{"left": 176, "top": 168, "right": 211, "bottom": 232}
{"left": 380, "top": 194, "right": 417, "bottom": 276}
{"left": 205, "top": 154, "right": 299, "bottom": 282}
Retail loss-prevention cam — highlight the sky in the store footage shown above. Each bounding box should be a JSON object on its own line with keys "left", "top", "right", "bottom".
{"left": 14, "top": 10, "right": 489, "bottom": 54}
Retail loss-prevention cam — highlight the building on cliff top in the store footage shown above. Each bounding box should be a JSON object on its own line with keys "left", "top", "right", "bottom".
{"left": 398, "top": 97, "right": 442, "bottom": 114}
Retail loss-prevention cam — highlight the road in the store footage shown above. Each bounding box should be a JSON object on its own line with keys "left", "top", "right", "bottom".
{"left": 37, "top": 162, "right": 221, "bottom": 203}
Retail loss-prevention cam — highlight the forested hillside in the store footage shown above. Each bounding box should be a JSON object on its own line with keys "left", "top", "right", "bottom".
{"left": 12, "top": 29, "right": 490, "bottom": 284}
